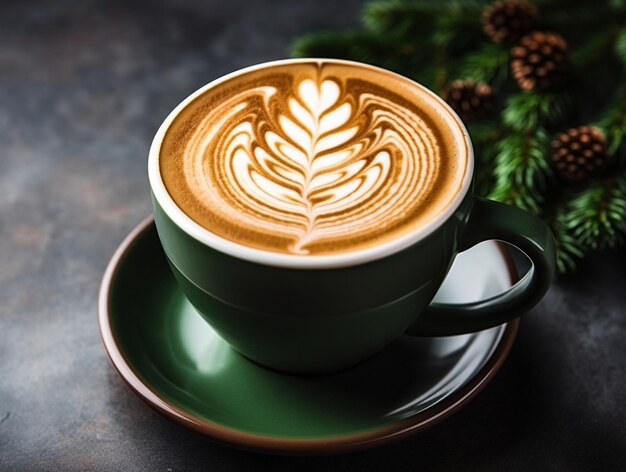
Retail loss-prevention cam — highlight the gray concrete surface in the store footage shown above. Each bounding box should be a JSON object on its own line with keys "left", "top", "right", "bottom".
{"left": 0, "top": 0, "right": 625, "bottom": 470}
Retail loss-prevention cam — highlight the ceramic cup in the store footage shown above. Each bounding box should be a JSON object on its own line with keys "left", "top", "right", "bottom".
{"left": 148, "top": 59, "right": 556, "bottom": 374}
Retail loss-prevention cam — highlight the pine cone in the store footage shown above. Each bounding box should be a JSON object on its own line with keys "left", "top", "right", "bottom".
{"left": 551, "top": 126, "right": 608, "bottom": 182}
{"left": 482, "top": 0, "right": 538, "bottom": 43}
{"left": 441, "top": 80, "right": 495, "bottom": 122}
{"left": 511, "top": 32, "right": 569, "bottom": 91}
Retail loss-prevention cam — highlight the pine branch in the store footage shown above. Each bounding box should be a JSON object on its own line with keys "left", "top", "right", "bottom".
{"left": 363, "top": 0, "right": 487, "bottom": 67}
{"left": 467, "top": 121, "right": 502, "bottom": 196}
{"left": 289, "top": 0, "right": 626, "bottom": 274}
{"left": 488, "top": 130, "right": 552, "bottom": 215}
{"left": 457, "top": 42, "right": 509, "bottom": 89}
{"left": 431, "top": 7, "right": 485, "bottom": 53}
{"left": 550, "top": 201, "right": 587, "bottom": 274}
{"left": 503, "top": 91, "right": 571, "bottom": 132}
{"left": 596, "top": 85, "right": 626, "bottom": 158}
{"left": 362, "top": 0, "right": 439, "bottom": 37}
{"left": 291, "top": 30, "right": 437, "bottom": 86}
{"left": 491, "top": 180, "right": 544, "bottom": 215}
{"left": 552, "top": 210, "right": 585, "bottom": 274}
{"left": 290, "top": 30, "right": 382, "bottom": 61}
{"left": 561, "top": 174, "right": 626, "bottom": 251}
{"left": 362, "top": 0, "right": 487, "bottom": 37}
{"left": 545, "top": 172, "right": 626, "bottom": 274}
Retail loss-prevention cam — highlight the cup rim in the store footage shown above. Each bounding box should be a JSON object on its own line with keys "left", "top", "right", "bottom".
{"left": 148, "top": 58, "right": 474, "bottom": 269}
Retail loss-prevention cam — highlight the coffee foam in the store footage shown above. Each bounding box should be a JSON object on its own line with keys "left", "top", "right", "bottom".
{"left": 159, "top": 61, "right": 468, "bottom": 255}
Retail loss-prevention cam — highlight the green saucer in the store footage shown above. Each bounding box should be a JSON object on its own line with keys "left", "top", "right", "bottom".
{"left": 99, "top": 217, "right": 518, "bottom": 455}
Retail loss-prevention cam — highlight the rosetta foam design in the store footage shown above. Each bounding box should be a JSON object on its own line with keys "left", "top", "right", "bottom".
{"left": 160, "top": 61, "right": 467, "bottom": 255}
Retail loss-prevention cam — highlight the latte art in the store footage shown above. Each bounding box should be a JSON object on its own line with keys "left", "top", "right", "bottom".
{"left": 160, "top": 61, "right": 468, "bottom": 255}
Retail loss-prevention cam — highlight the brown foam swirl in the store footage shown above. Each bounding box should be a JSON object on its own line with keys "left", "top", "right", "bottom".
{"left": 160, "top": 61, "right": 467, "bottom": 255}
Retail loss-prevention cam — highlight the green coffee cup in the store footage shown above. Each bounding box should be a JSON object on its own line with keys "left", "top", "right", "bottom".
{"left": 148, "top": 59, "right": 555, "bottom": 374}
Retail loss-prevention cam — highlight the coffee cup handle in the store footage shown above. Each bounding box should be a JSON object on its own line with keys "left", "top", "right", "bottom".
{"left": 406, "top": 197, "right": 556, "bottom": 336}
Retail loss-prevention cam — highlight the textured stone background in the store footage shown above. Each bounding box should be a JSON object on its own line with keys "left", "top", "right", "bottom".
{"left": 1, "top": 0, "right": 625, "bottom": 470}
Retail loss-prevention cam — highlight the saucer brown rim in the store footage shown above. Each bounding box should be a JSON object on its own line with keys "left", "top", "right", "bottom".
{"left": 98, "top": 216, "right": 520, "bottom": 456}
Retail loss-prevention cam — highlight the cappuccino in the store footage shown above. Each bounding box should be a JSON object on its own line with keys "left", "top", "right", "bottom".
{"left": 159, "top": 60, "right": 469, "bottom": 255}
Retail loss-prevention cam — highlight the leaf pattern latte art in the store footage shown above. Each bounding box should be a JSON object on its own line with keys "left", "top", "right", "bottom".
{"left": 180, "top": 71, "right": 445, "bottom": 255}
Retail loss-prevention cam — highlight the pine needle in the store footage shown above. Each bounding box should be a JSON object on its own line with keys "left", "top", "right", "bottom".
{"left": 362, "top": 0, "right": 486, "bottom": 36}
{"left": 290, "top": 0, "right": 626, "bottom": 273}
{"left": 467, "top": 122, "right": 501, "bottom": 196}
{"left": 488, "top": 130, "right": 552, "bottom": 215}
{"left": 596, "top": 86, "right": 626, "bottom": 159}
{"left": 503, "top": 91, "right": 571, "bottom": 132}
{"left": 457, "top": 43, "right": 509, "bottom": 89}
{"left": 290, "top": 30, "right": 437, "bottom": 86}
{"left": 551, "top": 203, "right": 587, "bottom": 274}
{"left": 561, "top": 175, "right": 626, "bottom": 250}
{"left": 362, "top": 0, "right": 439, "bottom": 36}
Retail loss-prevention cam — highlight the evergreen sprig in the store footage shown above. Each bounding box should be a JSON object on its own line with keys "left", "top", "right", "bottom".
{"left": 362, "top": 1, "right": 440, "bottom": 36}
{"left": 291, "top": 30, "right": 439, "bottom": 87}
{"left": 596, "top": 86, "right": 626, "bottom": 158}
{"left": 467, "top": 121, "right": 501, "bottom": 195}
{"left": 551, "top": 201, "right": 587, "bottom": 273}
{"left": 458, "top": 43, "right": 509, "bottom": 88}
{"left": 362, "top": 0, "right": 486, "bottom": 37}
{"left": 488, "top": 130, "right": 552, "bottom": 215}
{"left": 291, "top": 0, "right": 626, "bottom": 273}
{"left": 503, "top": 91, "right": 570, "bottom": 132}
{"left": 561, "top": 175, "right": 626, "bottom": 250}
